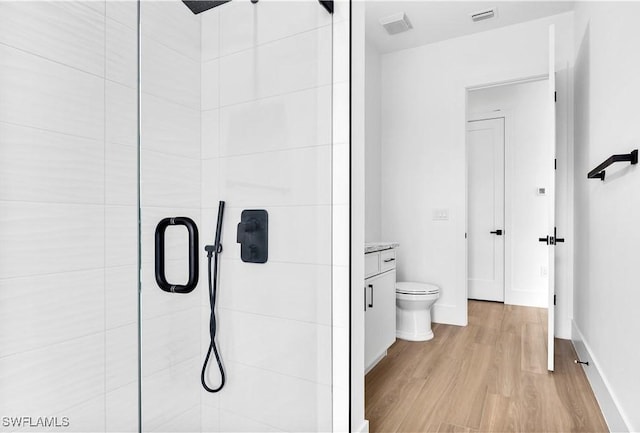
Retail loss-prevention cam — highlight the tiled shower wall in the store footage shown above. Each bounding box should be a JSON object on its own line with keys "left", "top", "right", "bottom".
{"left": 0, "top": 2, "right": 139, "bottom": 431}
{"left": 0, "top": 1, "right": 350, "bottom": 432}
{"left": 198, "top": 1, "right": 341, "bottom": 431}
{"left": 139, "top": 1, "right": 203, "bottom": 431}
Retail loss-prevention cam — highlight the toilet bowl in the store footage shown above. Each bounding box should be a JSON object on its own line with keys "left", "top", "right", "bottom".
{"left": 396, "top": 282, "right": 440, "bottom": 341}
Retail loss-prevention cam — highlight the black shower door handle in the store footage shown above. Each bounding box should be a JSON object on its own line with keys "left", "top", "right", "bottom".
{"left": 155, "top": 217, "right": 199, "bottom": 293}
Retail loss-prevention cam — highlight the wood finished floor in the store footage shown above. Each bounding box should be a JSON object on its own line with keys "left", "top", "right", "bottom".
{"left": 365, "top": 301, "right": 608, "bottom": 433}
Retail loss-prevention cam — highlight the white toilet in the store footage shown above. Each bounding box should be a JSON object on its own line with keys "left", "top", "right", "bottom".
{"left": 395, "top": 282, "right": 440, "bottom": 341}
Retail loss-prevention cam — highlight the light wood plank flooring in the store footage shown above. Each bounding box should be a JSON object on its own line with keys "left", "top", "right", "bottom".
{"left": 365, "top": 301, "right": 608, "bottom": 433}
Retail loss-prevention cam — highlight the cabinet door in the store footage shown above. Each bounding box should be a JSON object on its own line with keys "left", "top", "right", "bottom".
{"left": 364, "top": 270, "right": 396, "bottom": 372}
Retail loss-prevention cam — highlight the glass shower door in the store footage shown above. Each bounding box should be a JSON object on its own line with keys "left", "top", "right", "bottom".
{"left": 139, "top": 1, "right": 335, "bottom": 431}
{"left": 0, "top": 1, "right": 140, "bottom": 432}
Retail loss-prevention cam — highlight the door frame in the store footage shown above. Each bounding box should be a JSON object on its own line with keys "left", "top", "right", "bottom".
{"left": 464, "top": 74, "right": 550, "bottom": 307}
{"left": 466, "top": 115, "right": 507, "bottom": 302}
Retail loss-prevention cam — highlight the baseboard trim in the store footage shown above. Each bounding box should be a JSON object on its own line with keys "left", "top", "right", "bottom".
{"left": 571, "top": 320, "right": 630, "bottom": 432}
{"left": 355, "top": 420, "right": 369, "bottom": 433}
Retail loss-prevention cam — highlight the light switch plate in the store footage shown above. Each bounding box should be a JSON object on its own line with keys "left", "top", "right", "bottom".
{"left": 433, "top": 209, "right": 449, "bottom": 221}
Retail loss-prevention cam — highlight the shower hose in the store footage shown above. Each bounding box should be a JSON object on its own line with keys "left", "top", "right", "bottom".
{"left": 201, "top": 201, "right": 226, "bottom": 393}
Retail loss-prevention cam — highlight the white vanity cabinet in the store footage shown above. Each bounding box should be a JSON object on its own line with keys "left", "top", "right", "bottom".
{"left": 364, "top": 247, "right": 397, "bottom": 373}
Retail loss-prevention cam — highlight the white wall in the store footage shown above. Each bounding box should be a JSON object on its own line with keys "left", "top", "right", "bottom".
{"left": 468, "top": 79, "right": 553, "bottom": 307}
{"left": 139, "top": 1, "right": 203, "bottom": 431}
{"left": 0, "top": 2, "right": 139, "bottom": 431}
{"left": 199, "top": 1, "right": 341, "bottom": 431}
{"left": 573, "top": 3, "right": 640, "bottom": 431}
{"left": 380, "top": 12, "right": 574, "bottom": 328}
{"left": 365, "top": 41, "right": 382, "bottom": 242}
{"left": 0, "top": 2, "right": 349, "bottom": 432}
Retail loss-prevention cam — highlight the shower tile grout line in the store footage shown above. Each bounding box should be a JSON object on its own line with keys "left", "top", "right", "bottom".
{"left": 102, "top": 2, "right": 108, "bottom": 429}
{"left": 201, "top": 82, "right": 334, "bottom": 113}
{"left": 204, "top": 19, "right": 334, "bottom": 62}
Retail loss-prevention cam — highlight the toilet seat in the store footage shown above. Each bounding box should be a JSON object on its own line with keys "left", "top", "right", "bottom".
{"left": 396, "top": 282, "right": 440, "bottom": 295}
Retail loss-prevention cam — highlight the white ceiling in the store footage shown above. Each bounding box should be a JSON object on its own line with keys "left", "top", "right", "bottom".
{"left": 366, "top": 1, "right": 574, "bottom": 53}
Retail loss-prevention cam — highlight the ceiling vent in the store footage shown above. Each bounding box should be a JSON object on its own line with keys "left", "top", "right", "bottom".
{"left": 470, "top": 8, "right": 497, "bottom": 23}
{"left": 379, "top": 12, "right": 413, "bottom": 35}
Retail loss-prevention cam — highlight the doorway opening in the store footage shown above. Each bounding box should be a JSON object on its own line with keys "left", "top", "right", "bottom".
{"left": 466, "top": 77, "right": 553, "bottom": 307}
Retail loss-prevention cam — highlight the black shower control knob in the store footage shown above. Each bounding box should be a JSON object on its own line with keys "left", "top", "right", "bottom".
{"left": 237, "top": 210, "right": 268, "bottom": 264}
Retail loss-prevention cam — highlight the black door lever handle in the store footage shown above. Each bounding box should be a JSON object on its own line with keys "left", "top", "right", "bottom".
{"left": 490, "top": 229, "right": 503, "bottom": 235}
{"left": 539, "top": 235, "right": 558, "bottom": 245}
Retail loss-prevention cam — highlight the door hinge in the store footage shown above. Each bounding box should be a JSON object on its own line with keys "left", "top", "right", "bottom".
{"left": 554, "top": 91, "right": 557, "bottom": 102}
{"left": 555, "top": 158, "right": 557, "bottom": 170}
{"left": 554, "top": 294, "right": 556, "bottom": 306}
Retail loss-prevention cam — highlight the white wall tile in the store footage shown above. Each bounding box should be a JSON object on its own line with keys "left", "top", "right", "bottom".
{"left": 202, "top": 59, "right": 220, "bottom": 111}
{"left": 0, "top": 44, "right": 104, "bottom": 139}
{"left": 0, "top": 202, "right": 104, "bottom": 279}
{"left": 253, "top": 1, "right": 332, "bottom": 46}
{"left": 141, "top": 357, "right": 201, "bottom": 431}
{"left": 151, "top": 405, "right": 201, "bottom": 433}
{"left": 140, "top": 1, "right": 201, "bottom": 61}
{"left": 106, "top": 381, "right": 138, "bottom": 433}
{"left": 218, "top": 409, "right": 281, "bottom": 433}
{"left": 217, "top": 1, "right": 255, "bottom": 57}
{"left": 140, "top": 259, "right": 201, "bottom": 320}
{"left": 106, "top": 81, "right": 138, "bottom": 147}
{"left": 0, "top": 334, "right": 105, "bottom": 416}
{"left": 0, "top": 122, "right": 104, "bottom": 204}
{"left": 106, "top": 142, "right": 138, "bottom": 206}
{"left": 219, "top": 362, "right": 332, "bottom": 432}
{"left": 106, "top": 265, "right": 138, "bottom": 329}
{"left": 141, "top": 35, "right": 201, "bottom": 110}
{"left": 140, "top": 151, "right": 201, "bottom": 208}
{"left": 201, "top": 159, "right": 220, "bottom": 209}
{"left": 106, "top": 1, "right": 137, "bottom": 30}
{"left": 215, "top": 259, "right": 331, "bottom": 325}
{"left": 218, "top": 309, "right": 331, "bottom": 385}
{"left": 106, "top": 324, "right": 138, "bottom": 391}
{"left": 83, "top": 1, "right": 106, "bottom": 15}
{"left": 217, "top": 206, "right": 331, "bottom": 264}
{"left": 218, "top": 145, "right": 331, "bottom": 207}
{"left": 201, "top": 8, "right": 221, "bottom": 62}
{"left": 201, "top": 406, "right": 220, "bottom": 433}
{"left": 0, "top": 270, "right": 104, "bottom": 358}
{"left": 219, "top": 85, "right": 331, "bottom": 156}
{"left": 105, "top": 205, "right": 138, "bottom": 268}
{"left": 202, "top": 110, "right": 221, "bottom": 159}
{"left": 141, "top": 94, "right": 201, "bottom": 158}
{"left": 219, "top": 0, "right": 332, "bottom": 58}
{"left": 0, "top": 1, "right": 105, "bottom": 76}
{"left": 59, "top": 395, "right": 106, "bottom": 433}
{"left": 141, "top": 309, "right": 201, "bottom": 378}
{"left": 106, "top": 17, "right": 137, "bottom": 89}
{"left": 219, "top": 25, "right": 332, "bottom": 107}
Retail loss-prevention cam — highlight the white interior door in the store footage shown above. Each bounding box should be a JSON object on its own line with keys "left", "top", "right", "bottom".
{"left": 467, "top": 118, "right": 505, "bottom": 302}
{"left": 546, "top": 25, "right": 557, "bottom": 372}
